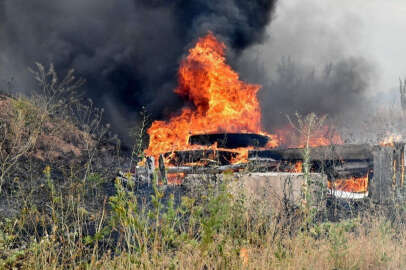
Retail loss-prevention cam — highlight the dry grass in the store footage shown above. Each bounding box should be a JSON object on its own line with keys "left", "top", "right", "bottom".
{"left": 33, "top": 211, "right": 403, "bottom": 270}
{"left": 1, "top": 65, "right": 406, "bottom": 269}
{"left": 2, "top": 170, "right": 406, "bottom": 270}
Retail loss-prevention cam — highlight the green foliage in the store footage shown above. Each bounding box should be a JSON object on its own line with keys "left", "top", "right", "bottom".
{"left": 199, "top": 182, "right": 233, "bottom": 251}
{"left": 108, "top": 174, "right": 260, "bottom": 267}
{"left": 109, "top": 176, "right": 184, "bottom": 263}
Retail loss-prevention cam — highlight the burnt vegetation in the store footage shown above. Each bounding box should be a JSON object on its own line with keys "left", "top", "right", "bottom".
{"left": 0, "top": 65, "right": 405, "bottom": 269}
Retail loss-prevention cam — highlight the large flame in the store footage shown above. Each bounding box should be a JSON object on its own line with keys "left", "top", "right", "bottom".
{"left": 145, "top": 33, "right": 342, "bottom": 163}
{"left": 146, "top": 33, "right": 278, "bottom": 158}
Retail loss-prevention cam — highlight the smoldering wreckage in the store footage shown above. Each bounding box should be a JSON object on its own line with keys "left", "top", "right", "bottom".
{"left": 3, "top": 0, "right": 398, "bottom": 209}
{"left": 118, "top": 34, "right": 406, "bottom": 209}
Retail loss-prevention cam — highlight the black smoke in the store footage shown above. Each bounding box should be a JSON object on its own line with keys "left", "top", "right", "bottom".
{"left": 0, "top": 0, "right": 378, "bottom": 144}
{"left": 0, "top": 0, "right": 277, "bottom": 142}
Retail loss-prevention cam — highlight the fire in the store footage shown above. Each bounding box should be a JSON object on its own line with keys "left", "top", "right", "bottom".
{"left": 146, "top": 33, "right": 278, "bottom": 160}
{"left": 294, "top": 161, "right": 303, "bottom": 173}
{"left": 308, "top": 126, "right": 343, "bottom": 147}
{"left": 145, "top": 32, "right": 342, "bottom": 164}
{"left": 276, "top": 125, "right": 343, "bottom": 148}
{"left": 328, "top": 175, "right": 368, "bottom": 193}
{"left": 380, "top": 134, "right": 402, "bottom": 147}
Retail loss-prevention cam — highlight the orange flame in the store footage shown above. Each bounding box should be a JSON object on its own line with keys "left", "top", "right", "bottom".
{"left": 145, "top": 33, "right": 341, "bottom": 163}
{"left": 146, "top": 33, "right": 278, "bottom": 160}
{"left": 380, "top": 134, "right": 402, "bottom": 147}
{"left": 276, "top": 125, "right": 343, "bottom": 148}
{"left": 308, "top": 126, "right": 343, "bottom": 147}
{"left": 294, "top": 161, "right": 303, "bottom": 173}
{"left": 328, "top": 175, "right": 368, "bottom": 193}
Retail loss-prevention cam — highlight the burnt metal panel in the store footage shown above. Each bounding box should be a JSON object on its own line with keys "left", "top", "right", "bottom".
{"left": 249, "top": 144, "right": 373, "bottom": 161}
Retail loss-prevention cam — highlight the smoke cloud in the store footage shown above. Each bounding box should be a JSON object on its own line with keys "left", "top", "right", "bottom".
{"left": 0, "top": 0, "right": 376, "bottom": 142}
{"left": 236, "top": 0, "right": 375, "bottom": 132}
{"left": 0, "top": 0, "right": 277, "bottom": 141}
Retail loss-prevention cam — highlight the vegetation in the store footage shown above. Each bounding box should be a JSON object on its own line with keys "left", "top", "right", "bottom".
{"left": 0, "top": 65, "right": 406, "bottom": 269}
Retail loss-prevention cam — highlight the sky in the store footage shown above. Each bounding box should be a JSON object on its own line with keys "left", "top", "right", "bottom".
{"left": 253, "top": 0, "right": 406, "bottom": 96}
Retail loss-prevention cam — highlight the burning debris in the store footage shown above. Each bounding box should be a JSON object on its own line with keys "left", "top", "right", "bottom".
{"left": 120, "top": 33, "right": 405, "bottom": 203}
{"left": 145, "top": 33, "right": 342, "bottom": 164}
{"left": 145, "top": 33, "right": 279, "bottom": 163}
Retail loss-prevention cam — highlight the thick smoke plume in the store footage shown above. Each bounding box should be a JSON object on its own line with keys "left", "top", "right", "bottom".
{"left": 0, "top": 0, "right": 277, "bottom": 142}
{"left": 0, "top": 0, "right": 375, "bottom": 143}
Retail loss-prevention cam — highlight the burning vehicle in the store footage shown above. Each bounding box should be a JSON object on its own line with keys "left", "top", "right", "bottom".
{"left": 123, "top": 33, "right": 405, "bottom": 204}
